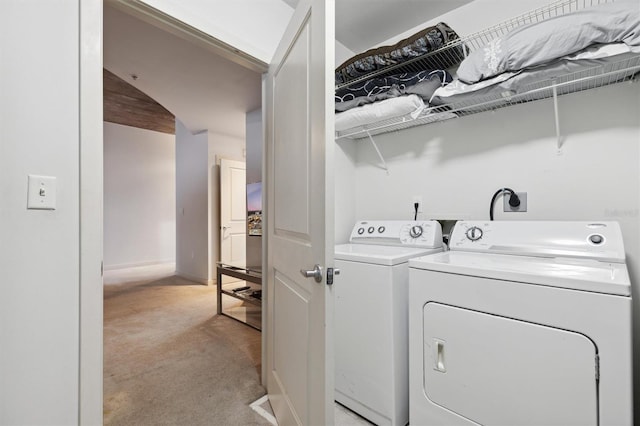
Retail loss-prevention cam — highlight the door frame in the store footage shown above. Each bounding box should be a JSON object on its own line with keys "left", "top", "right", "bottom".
{"left": 81, "top": 1, "right": 269, "bottom": 423}
{"left": 79, "top": 0, "right": 104, "bottom": 423}
{"left": 104, "top": 0, "right": 267, "bottom": 74}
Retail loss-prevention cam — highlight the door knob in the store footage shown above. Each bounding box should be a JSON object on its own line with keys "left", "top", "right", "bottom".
{"left": 300, "top": 264, "right": 323, "bottom": 283}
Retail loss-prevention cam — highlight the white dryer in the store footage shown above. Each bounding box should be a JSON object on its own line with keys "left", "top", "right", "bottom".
{"left": 335, "top": 220, "right": 443, "bottom": 426}
{"left": 408, "top": 221, "right": 632, "bottom": 426}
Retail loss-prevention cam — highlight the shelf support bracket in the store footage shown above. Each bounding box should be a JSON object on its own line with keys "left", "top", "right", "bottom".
{"left": 365, "top": 130, "right": 389, "bottom": 174}
{"left": 552, "top": 82, "right": 563, "bottom": 153}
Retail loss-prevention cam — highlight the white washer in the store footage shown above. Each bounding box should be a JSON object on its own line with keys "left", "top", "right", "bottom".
{"left": 408, "top": 221, "right": 632, "bottom": 426}
{"left": 335, "top": 220, "right": 443, "bottom": 426}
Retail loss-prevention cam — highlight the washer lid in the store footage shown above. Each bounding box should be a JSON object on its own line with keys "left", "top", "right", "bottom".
{"left": 409, "top": 251, "right": 630, "bottom": 296}
{"left": 335, "top": 243, "right": 441, "bottom": 266}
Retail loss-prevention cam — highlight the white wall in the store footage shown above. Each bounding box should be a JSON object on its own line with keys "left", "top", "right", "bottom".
{"left": 246, "top": 109, "right": 263, "bottom": 185}
{"left": 335, "top": 39, "right": 354, "bottom": 68}
{"left": 246, "top": 108, "right": 263, "bottom": 267}
{"left": 208, "top": 131, "right": 245, "bottom": 280}
{"left": 104, "top": 123, "right": 176, "bottom": 270}
{"left": 348, "top": 85, "right": 639, "bottom": 232}
{"left": 334, "top": 141, "right": 357, "bottom": 245}
{"left": 381, "top": 0, "right": 554, "bottom": 45}
{"left": 176, "top": 119, "right": 209, "bottom": 283}
{"left": 175, "top": 119, "right": 244, "bottom": 285}
{"left": 0, "top": 0, "right": 82, "bottom": 423}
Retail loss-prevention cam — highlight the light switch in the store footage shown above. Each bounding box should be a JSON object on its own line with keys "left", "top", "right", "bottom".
{"left": 27, "top": 175, "right": 57, "bottom": 210}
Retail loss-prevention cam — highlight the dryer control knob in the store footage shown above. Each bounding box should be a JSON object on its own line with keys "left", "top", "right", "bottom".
{"left": 589, "top": 234, "right": 604, "bottom": 244}
{"left": 466, "top": 226, "right": 483, "bottom": 241}
{"left": 409, "top": 225, "right": 423, "bottom": 238}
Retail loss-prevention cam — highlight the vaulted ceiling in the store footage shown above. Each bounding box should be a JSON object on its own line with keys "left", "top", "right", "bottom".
{"left": 104, "top": 3, "right": 262, "bottom": 138}
{"left": 103, "top": 69, "right": 175, "bottom": 134}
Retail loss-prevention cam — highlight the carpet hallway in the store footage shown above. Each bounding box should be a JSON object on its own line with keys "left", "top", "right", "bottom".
{"left": 103, "top": 273, "right": 270, "bottom": 426}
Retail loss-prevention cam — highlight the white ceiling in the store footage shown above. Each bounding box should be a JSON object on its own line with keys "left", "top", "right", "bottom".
{"left": 104, "top": 1, "right": 472, "bottom": 138}
{"left": 138, "top": 0, "right": 295, "bottom": 64}
{"left": 104, "top": 4, "right": 263, "bottom": 137}
{"left": 285, "top": 0, "right": 473, "bottom": 52}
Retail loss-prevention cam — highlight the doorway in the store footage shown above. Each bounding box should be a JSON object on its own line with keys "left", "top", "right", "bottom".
{"left": 101, "top": 2, "right": 265, "bottom": 423}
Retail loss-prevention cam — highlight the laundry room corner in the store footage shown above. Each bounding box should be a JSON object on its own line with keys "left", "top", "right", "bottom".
{"left": 346, "top": 77, "right": 640, "bottom": 415}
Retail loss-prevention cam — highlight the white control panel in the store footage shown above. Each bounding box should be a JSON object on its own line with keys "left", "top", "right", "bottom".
{"left": 449, "top": 221, "right": 626, "bottom": 263}
{"left": 349, "top": 220, "right": 443, "bottom": 248}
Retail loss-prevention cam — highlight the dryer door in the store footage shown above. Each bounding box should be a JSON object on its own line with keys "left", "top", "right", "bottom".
{"left": 423, "top": 302, "right": 598, "bottom": 426}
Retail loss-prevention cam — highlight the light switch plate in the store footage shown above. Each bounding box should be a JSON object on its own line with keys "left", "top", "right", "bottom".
{"left": 27, "top": 175, "right": 57, "bottom": 210}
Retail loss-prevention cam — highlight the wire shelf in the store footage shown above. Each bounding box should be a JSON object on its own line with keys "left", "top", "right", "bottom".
{"left": 335, "top": 0, "right": 616, "bottom": 91}
{"left": 334, "top": 0, "right": 637, "bottom": 141}
{"left": 336, "top": 55, "right": 640, "bottom": 140}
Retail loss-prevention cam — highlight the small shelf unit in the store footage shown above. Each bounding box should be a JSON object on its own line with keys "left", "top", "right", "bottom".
{"left": 217, "top": 263, "right": 262, "bottom": 330}
{"left": 335, "top": 0, "right": 640, "bottom": 141}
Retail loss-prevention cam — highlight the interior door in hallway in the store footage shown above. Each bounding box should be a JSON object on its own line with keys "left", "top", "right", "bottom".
{"left": 265, "top": 0, "right": 335, "bottom": 424}
{"left": 220, "top": 158, "right": 246, "bottom": 268}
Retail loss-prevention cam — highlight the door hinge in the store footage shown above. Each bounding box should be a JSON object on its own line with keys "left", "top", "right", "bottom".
{"left": 595, "top": 354, "right": 600, "bottom": 382}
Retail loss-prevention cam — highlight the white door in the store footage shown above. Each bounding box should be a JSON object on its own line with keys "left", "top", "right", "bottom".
{"left": 265, "top": 0, "right": 335, "bottom": 424}
{"left": 220, "top": 158, "right": 246, "bottom": 268}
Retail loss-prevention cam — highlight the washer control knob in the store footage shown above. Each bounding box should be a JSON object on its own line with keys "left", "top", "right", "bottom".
{"left": 409, "top": 225, "right": 423, "bottom": 239}
{"left": 378, "top": 226, "right": 386, "bottom": 234}
{"left": 367, "top": 226, "right": 375, "bottom": 234}
{"left": 466, "top": 226, "right": 483, "bottom": 241}
{"left": 357, "top": 227, "right": 365, "bottom": 235}
{"left": 589, "top": 234, "right": 604, "bottom": 244}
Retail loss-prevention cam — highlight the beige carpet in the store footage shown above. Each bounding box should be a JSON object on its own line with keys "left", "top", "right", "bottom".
{"left": 104, "top": 273, "right": 271, "bottom": 425}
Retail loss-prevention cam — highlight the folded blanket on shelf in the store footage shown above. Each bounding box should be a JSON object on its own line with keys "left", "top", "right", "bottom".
{"left": 335, "top": 69, "right": 453, "bottom": 112}
{"left": 335, "top": 95, "right": 425, "bottom": 132}
{"left": 457, "top": 1, "right": 640, "bottom": 84}
{"left": 335, "top": 22, "right": 460, "bottom": 85}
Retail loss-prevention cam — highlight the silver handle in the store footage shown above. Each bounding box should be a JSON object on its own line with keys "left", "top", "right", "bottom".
{"left": 300, "top": 264, "right": 323, "bottom": 283}
{"left": 434, "top": 339, "right": 446, "bottom": 372}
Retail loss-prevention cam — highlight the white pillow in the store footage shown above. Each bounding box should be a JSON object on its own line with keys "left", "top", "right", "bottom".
{"left": 457, "top": 1, "right": 640, "bottom": 84}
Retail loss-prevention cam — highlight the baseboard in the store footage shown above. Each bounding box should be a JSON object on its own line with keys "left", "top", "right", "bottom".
{"left": 175, "top": 270, "right": 214, "bottom": 286}
{"left": 103, "top": 262, "right": 176, "bottom": 286}
{"left": 104, "top": 260, "right": 175, "bottom": 271}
